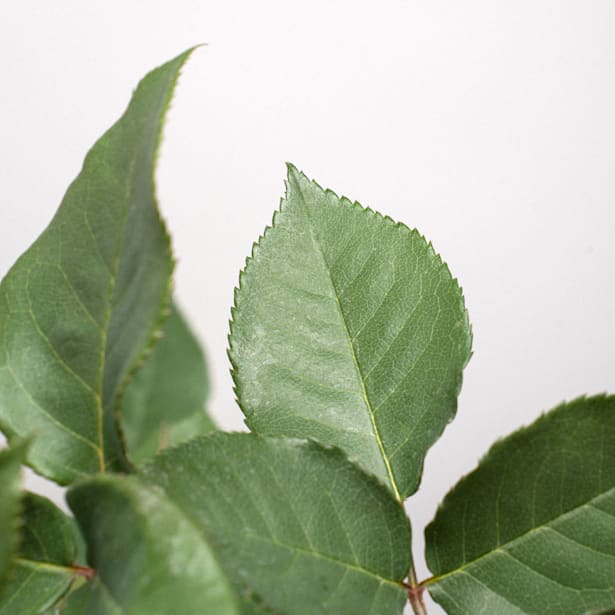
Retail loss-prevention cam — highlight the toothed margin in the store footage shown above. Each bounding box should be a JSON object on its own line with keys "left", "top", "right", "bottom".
{"left": 227, "top": 163, "right": 473, "bottom": 498}
{"left": 140, "top": 430, "right": 412, "bottom": 584}
{"left": 424, "top": 392, "right": 615, "bottom": 576}
{"left": 112, "top": 48, "right": 200, "bottom": 471}
{"left": 0, "top": 49, "right": 202, "bottom": 483}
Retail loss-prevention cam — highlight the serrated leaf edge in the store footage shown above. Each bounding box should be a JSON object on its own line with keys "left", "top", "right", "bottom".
{"left": 423, "top": 392, "right": 615, "bottom": 589}
{"left": 228, "top": 163, "right": 472, "bottom": 500}
{"left": 107, "top": 47, "right": 201, "bottom": 471}
{"left": 143, "top": 430, "right": 412, "bottom": 587}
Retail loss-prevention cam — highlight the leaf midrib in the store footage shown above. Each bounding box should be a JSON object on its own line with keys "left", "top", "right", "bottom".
{"left": 95, "top": 71, "right": 176, "bottom": 471}
{"left": 426, "top": 484, "right": 615, "bottom": 588}
{"left": 13, "top": 558, "right": 75, "bottom": 576}
{"left": 0, "top": 89, "right": 170, "bottom": 476}
{"left": 95, "top": 148, "right": 138, "bottom": 472}
{"left": 0, "top": 559, "right": 74, "bottom": 613}
{"left": 150, "top": 479, "right": 403, "bottom": 606}
{"left": 171, "top": 492, "right": 403, "bottom": 591}
{"left": 245, "top": 533, "right": 404, "bottom": 588}
{"left": 290, "top": 178, "right": 402, "bottom": 502}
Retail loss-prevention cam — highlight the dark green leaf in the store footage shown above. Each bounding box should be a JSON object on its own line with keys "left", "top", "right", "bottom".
{"left": 0, "top": 50, "right": 195, "bottom": 483}
{"left": 122, "top": 302, "right": 215, "bottom": 464}
{"left": 239, "top": 594, "right": 283, "bottom": 615}
{"left": 141, "top": 432, "right": 411, "bottom": 615}
{"left": 0, "top": 444, "right": 26, "bottom": 593}
{"left": 67, "top": 474, "right": 239, "bottom": 615}
{"left": 0, "top": 493, "right": 77, "bottom": 614}
{"left": 61, "top": 579, "right": 276, "bottom": 615}
{"left": 59, "top": 578, "right": 121, "bottom": 615}
{"left": 425, "top": 395, "right": 615, "bottom": 615}
{"left": 229, "top": 165, "right": 471, "bottom": 500}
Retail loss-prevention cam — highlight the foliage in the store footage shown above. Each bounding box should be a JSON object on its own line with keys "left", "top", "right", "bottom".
{"left": 0, "top": 49, "right": 612, "bottom": 615}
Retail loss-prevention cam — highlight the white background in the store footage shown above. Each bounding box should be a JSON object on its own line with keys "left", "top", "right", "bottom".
{"left": 1, "top": 3, "right": 615, "bottom": 613}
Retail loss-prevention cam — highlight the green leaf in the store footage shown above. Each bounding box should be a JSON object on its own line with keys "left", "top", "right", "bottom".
{"left": 424, "top": 395, "right": 615, "bottom": 615}
{"left": 141, "top": 432, "right": 411, "bottom": 615}
{"left": 62, "top": 578, "right": 255, "bottom": 615}
{"left": 67, "top": 474, "right": 239, "bottom": 615}
{"left": 0, "top": 50, "right": 195, "bottom": 483}
{"left": 238, "top": 595, "right": 282, "bottom": 615}
{"left": 0, "top": 444, "right": 26, "bottom": 593}
{"left": 0, "top": 493, "right": 78, "bottom": 614}
{"left": 60, "top": 579, "right": 121, "bottom": 615}
{"left": 122, "top": 302, "right": 215, "bottom": 465}
{"left": 229, "top": 165, "right": 471, "bottom": 500}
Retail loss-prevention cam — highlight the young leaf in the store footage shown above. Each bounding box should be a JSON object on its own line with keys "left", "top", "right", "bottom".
{"left": 141, "top": 432, "right": 411, "bottom": 615}
{"left": 67, "top": 475, "right": 239, "bottom": 615}
{"left": 229, "top": 165, "right": 471, "bottom": 500}
{"left": 0, "top": 50, "right": 195, "bottom": 483}
{"left": 122, "top": 302, "right": 215, "bottom": 464}
{"left": 0, "top": 444, "right": 26, "bottom": 592}
{"left": 0, "top": 493, "right": 78, "bottom": 614}
{"left": 424, "top": 395, "right": 615, "bottom": 615}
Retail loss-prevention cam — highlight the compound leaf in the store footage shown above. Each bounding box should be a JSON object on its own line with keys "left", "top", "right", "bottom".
{"left": 0, "top": 50, "right": 195, "bottom": 483}
{"left": 141, "top": 432, "right": 411, "bottom": 615}
{"left": 0, "top": 493, "right": 78, "bottom": 614}
{"left": 229, "top": 165, "right": 471, "bottom": 500}
{"left": 425, "top": 395, "right": 615, "bottom": 615}
{"left": 67, "top": 475, "right": 239, "bottom": 615}
{"left": 0, "top": 444, "right": 25, "bottom": 593}
{"left": 122, "top": 302, "right": 215, "bottom": 464}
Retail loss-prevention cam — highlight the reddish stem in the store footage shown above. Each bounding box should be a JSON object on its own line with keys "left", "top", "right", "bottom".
{"left": 407, "top": 568, "right": 428, "bottom": 615}
{"left": 70, "top": 565, "right": 96, "bottom": 580}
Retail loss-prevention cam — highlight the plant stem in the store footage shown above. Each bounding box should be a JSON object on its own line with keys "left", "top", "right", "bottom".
{"left": 15, "top": 559, "right": 95, "bottom": 579}
{"left": 71, "top": 565, "right": 96, "bottom": 579}
{"left": 407, "top": 567, "right": 428, "bottom": 615}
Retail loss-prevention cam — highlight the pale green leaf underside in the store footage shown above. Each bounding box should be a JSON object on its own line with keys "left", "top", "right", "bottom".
{"left": 141, "top": 432, "right": 411, "bottom": 615}
{"left": 230, "top": 165, "right": 471, "bottom": 499}
{"left": 425, "top": 395, "right": 615, "bottom": 615}
{"left": 67, "top": 475, "right": 239, "bottom": 615}
{"left": 0, "top": 50, "right": 194, "bottom": 483}
{"left": 122, "top": 302, "right": 215, "bottom": 465}
{"left": 0, "top": 493, "right": 77, "bottom": 615}
{"left": 0, "top": 444, "right": 25, "bottom": 593}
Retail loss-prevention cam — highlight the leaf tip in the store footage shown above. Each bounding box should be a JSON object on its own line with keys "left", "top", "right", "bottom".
{"left": 284, "top": 162, "right": 306, "bottom": 192}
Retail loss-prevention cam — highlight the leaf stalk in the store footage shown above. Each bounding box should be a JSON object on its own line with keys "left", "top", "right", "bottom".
{"left": 407, "top": 568, "right": 428, "bottom": 615}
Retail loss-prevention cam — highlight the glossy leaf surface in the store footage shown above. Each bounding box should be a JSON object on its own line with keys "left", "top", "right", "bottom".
{"left": 425, "top": 395, "right": 615, "bottom": 615}
{"left": 0, "top": 444, "right": 25, "bottom": 592}
{"left": 122, "top": 302, "right": 215, "bottom": 464}
{"left": 67, "top": 475, "right": 239, "bottom": 615}
{"left": 0, "top": 50, "right": 193, "bottom": 483}
{"left": 0, "top": 493, "right": 77, "bottom": 614}
{"left": 230, "top": 165, "right": 471, "bottom": 500}
{"left": 142, "top": 432, "right": 411, "bottom": 614}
